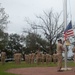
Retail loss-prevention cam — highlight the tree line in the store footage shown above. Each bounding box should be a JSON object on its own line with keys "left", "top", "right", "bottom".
{"left": 1, "top": 4, "right": 74, "bottom": 58}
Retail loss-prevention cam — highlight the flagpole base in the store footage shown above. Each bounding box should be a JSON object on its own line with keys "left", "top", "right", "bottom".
{"left": 61, "top": 67, "right": 72, "bottom": 71}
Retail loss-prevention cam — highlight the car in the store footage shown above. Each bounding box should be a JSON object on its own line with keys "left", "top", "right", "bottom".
{"left": 67, "top": 57, "right": 73, "bottom": 61}
{"left": 5, "top": 58, "right": 14, "bottom": 62}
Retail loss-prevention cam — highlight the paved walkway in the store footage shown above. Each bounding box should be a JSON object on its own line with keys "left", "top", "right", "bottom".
{"left": 7, "top": 67, "right": 75, "bottom": 75}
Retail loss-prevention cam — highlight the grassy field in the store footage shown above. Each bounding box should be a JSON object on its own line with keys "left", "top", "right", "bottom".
{"left": 0, "top": 61, "right": 75, "bottom": 75}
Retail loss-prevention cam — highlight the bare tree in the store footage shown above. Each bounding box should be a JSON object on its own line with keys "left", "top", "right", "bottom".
{"left": 0, "top": 4, "right": 9, "bottom": 50}
{"left": 24, "top": 10, "right": 64, "bottom": 54}
{"left": 0, "top": 4, "right": 9, "bottom": 31}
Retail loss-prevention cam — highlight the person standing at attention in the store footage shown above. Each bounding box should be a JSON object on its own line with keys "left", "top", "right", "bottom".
{"left": 1, "top": 50, "right": 6, "bottom": 65}
{"left": 56, "top": 39, "right": 64, "bottom": 72}
{"left": 72, "top": 44, "right": 75, "bottom": 63}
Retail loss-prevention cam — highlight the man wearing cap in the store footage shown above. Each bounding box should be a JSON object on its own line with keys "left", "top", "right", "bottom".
{"left": 56, "top": 39, "right": 64, "bottom": 72}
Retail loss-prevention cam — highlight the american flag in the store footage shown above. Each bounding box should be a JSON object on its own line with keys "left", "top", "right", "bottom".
{"left": 64, "top": 21, "right": 74, "bottom": 40}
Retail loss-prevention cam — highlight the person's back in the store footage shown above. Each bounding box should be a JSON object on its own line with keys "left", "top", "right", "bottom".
{"left": 18, "top": 53, "right": 22, "bottom": 64}
{"left": 14, "top": 53, "right": 18, "bottom": 64}
{"left": 31, "top": 53, "right": 35, "bottom": 63}
{"left": 1, "top": 51, "right": 6, "bottom": 65}
{"left": 53, "top": 53, "right": 57, "bottom": 64}
{"left": 1, "top": 52, "right": 6, "bottom": 57}
{"left": 36, "top": 50, "right": 41, "bottom": 64}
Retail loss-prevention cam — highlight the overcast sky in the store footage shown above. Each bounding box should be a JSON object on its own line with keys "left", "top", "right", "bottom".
{"left": 0, "top": 0, "right": 75, "bottom": 34}
{"left": 0, "top": 0, "right": 75, "bottom": 56}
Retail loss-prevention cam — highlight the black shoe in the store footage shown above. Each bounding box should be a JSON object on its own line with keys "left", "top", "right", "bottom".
{"left": 57, "top": 70, "right": 63, "bottom": 72}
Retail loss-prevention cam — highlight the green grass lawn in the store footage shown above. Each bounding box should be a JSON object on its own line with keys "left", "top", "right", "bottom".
{"left": 0, "top": 61, "right": 75, "bottom": 75}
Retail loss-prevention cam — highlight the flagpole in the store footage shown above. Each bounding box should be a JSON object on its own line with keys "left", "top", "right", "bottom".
{"left": 62, "top": 0, "right": 72, "bottom": 71}
{"left": 64, "top": 0, "right": 67, "bottom": 70}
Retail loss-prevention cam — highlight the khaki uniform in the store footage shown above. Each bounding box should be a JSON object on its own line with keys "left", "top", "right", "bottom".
{"left": 31, "top": 53, "right": 35, "bottom": 64}
{"left": 74, "top": 54, "right": 75, "bottom": 63}
{"left": 14, "top": 53, "right": 18, "bottom": 64}
{"left": 46, "top": 54, "right": 51, "bottom": 64}
{"left": 41, "top": 53, "right": 45, "bottom": 64}
{"left": 36, "top": 51, "right": 41, "bottom": 64}
{"left": 53, "top": 53, "right": 57, "bottom": 64}
{"left": 29, "top": 53, "right": 32, "bottom": 64}
{"left": 1, "top": 52, "right": 6, "bottom": 65}
{"left": 56, "top": 42, "right": 64, "bottom": 70}
{"left": 17, "top": 53, "right": 22, "bottom": 64}
{"left": 14, "top": 53, "right": 22, "bottom": 64}
{"left": 72, "top": 46, "right": 75, "bottom": 63}
{"left": 25, "top": 54, "right": 29, "bottom": 63}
